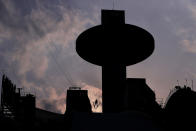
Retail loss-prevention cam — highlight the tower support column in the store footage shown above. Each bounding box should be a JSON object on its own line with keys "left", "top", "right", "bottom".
{"left": 102, "top": 64, "right": 126, "bottom": 112}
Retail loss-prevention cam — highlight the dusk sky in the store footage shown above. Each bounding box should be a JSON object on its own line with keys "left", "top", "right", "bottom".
{"left": 0, "top": 0, "right": 196, "bottom": 113}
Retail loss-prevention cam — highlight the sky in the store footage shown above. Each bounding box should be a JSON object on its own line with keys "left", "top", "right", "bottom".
{"left": 0, "top": 0, "right": 196, "bottom": 113}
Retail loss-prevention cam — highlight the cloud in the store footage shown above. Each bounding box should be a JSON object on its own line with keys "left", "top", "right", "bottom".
{"left": 37, "top": 87, "right": 67, "bottom": 113}
{"left": 0, "top": 0, "right": 99, "bottom": 113}
{"left": 172, "top": 0, "right": 196, "bottom": 54}
{"left": 181, "top": 39, "right": 196, "bottom": 53}
{"left": 80, "top": 82, "right": 102, "bottom": 112}
{"left": 36, "top": 82, "right": 103, "bottom": 113}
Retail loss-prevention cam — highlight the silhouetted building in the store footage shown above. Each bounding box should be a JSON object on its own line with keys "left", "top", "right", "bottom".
{"left": 64, "top": 87, "right": 92, "bottom": 130}
{"left": 1, "top": 75, "right": 16, "bottom": 115}
{"left": 164, "top": 86, "right": 196, "bottom": 131}
{"left": 125, "top": 78, "right": 161, "bottom": 116}
{"left": 1, "top": 74, "right": 36, "bottom": 127}
{"left": 66, "top": 87, "right": 92, "bottom": 113}
{"left": 73, "top": 8, "right": 164, "bottom": 131}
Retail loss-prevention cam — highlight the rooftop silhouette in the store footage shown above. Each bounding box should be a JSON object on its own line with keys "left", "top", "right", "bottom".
{"left": 164, "top": 86, "right": 196, "bottom": 131}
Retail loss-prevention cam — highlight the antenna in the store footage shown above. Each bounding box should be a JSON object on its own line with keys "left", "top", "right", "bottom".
{"left": 177, "top": 80, "right": 179, "bottom": 86}
{"left": 192, "top": 80, "right": 194, "bottom": 90}
{"left": 112, "top": 0, "right": 115, "bottom": 10}
{"left": 185, "top": 79, "right": 188, "bottom": 87}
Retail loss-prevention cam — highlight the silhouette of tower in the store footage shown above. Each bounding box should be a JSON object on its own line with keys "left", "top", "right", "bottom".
{"left": 66, "top": 87, "right": 91, "bottom": 113}
{"left": 76, "top": 10, "right": 154, "bottom": 112}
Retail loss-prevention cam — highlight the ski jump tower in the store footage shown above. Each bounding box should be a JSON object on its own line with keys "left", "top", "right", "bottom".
{"left": 76, "top": 10, "right": 154, "bottom": 113}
